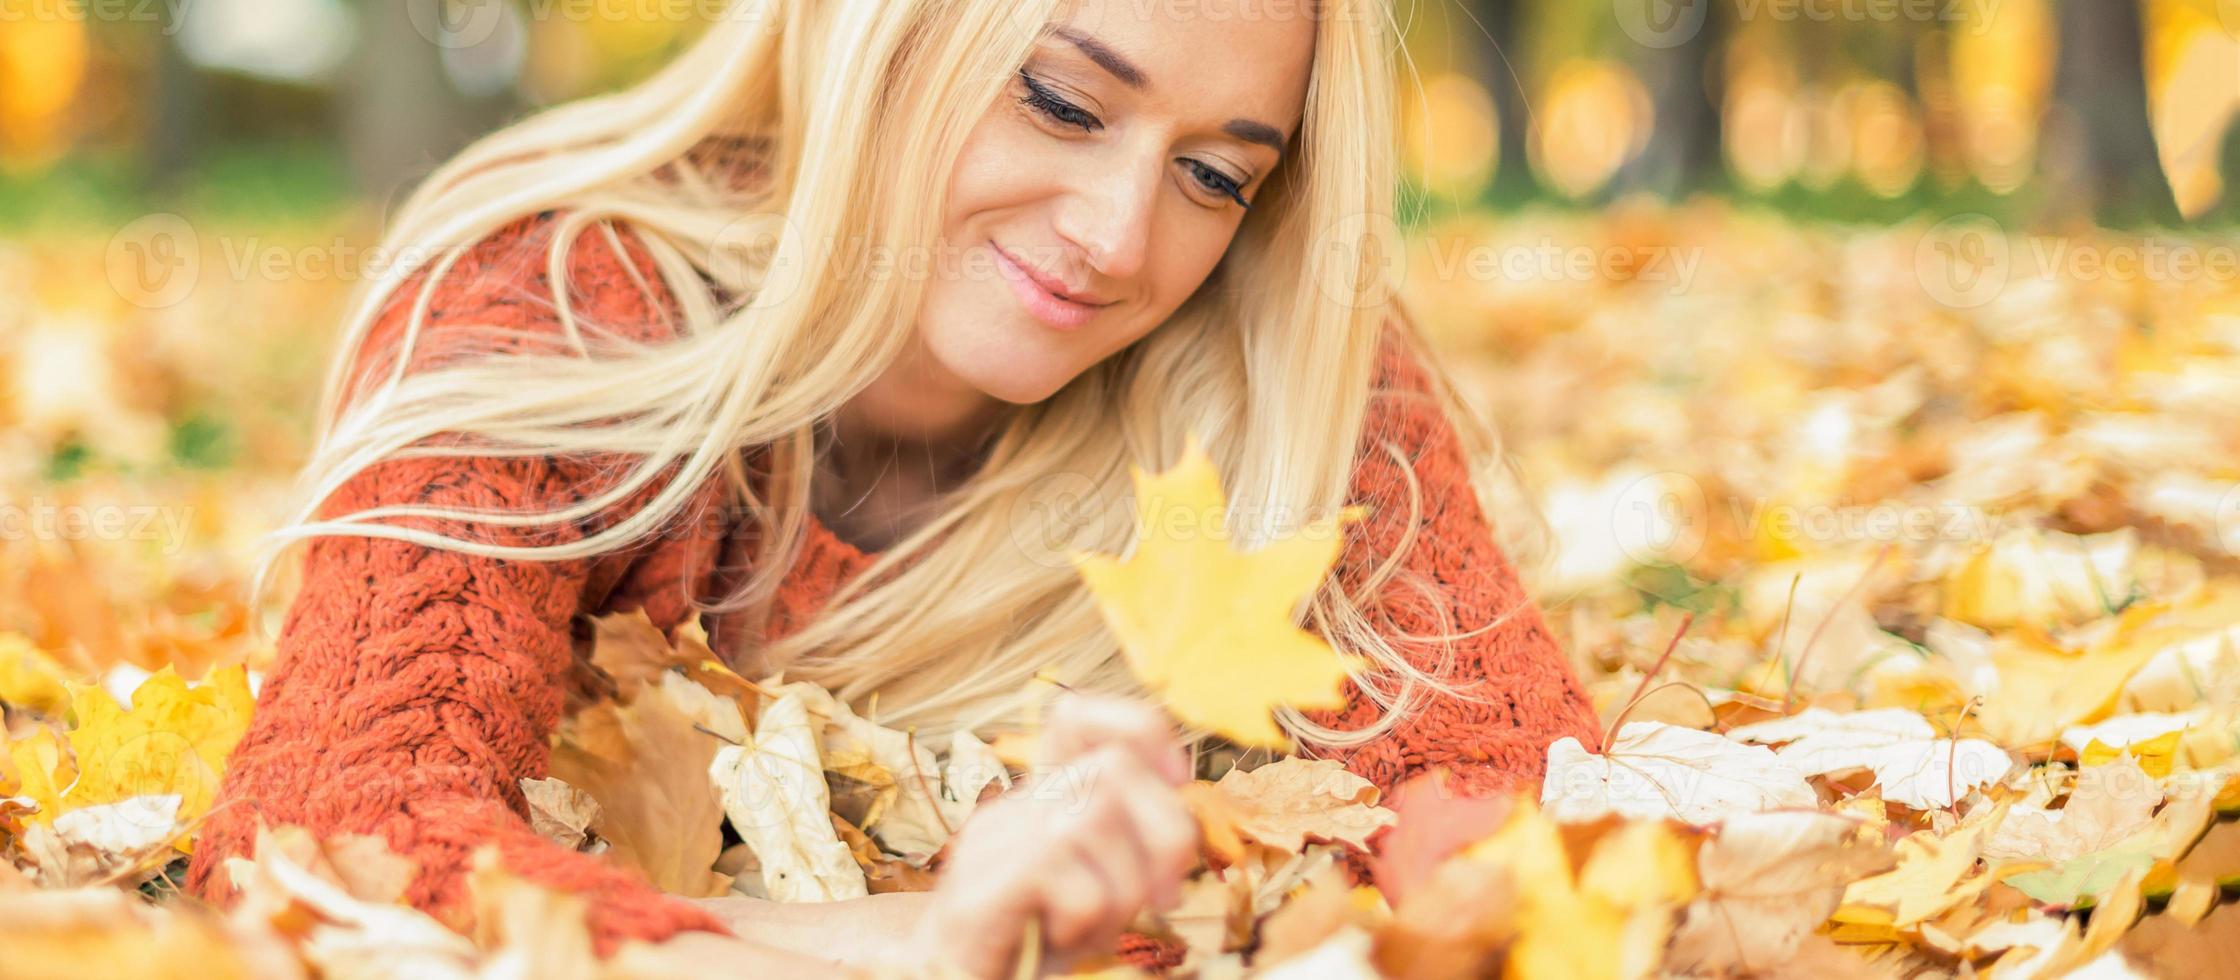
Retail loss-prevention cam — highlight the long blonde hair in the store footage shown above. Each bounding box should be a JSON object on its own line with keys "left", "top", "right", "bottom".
{"left": 252, "top": 0, "right": 1522, "bottom": 748}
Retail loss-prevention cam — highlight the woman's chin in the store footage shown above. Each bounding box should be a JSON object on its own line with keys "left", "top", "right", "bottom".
{"left": 925, "top": 318, "right": 1082, "bottom": 405}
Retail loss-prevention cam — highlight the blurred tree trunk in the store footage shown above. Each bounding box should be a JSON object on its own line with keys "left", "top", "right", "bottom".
{"left": 2046, "top": 0, "right": 2181, "bottom": 225}
{"left": 144, "top": 30, "right": 203, "bottom": 197}
{"left": 2217, "top": 117, "right": 2240, "bottom": 223}
{"left": 1608, "top": 1, "right": 1723, "bottom": 199}
{"left": 1466, "top": 0, "right": 1538, "bottom": 202}
{"left": 343, "top": 1, "right": 515, "bottom": 208}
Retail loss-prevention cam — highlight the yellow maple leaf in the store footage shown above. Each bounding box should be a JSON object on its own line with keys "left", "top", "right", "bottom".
{"left": 6, "top": 726, "right": 72, "bottom": 819}
{"left": 1068, "top": 431, "right": 1366, "bottom": 749}
{"left": 2081, "top": 730, "right": 2184, "bottom": 778}
{"left": 1462, "top": 799, "right": 1698, "bottom": 980}
{"left": 22, "top": 665, "right": 256, "bottom": 852}
{"left": 1978, "top": 594, "right": 2225, "bottom": 747}
{"left": 0, "top": 632, "right": 72, "bottom": 717}
{"left": 1834, "top": 800, "right": 2014, "bottom": 928}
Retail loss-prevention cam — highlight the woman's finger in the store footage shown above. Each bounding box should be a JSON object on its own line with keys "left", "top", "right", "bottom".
{"left": 1041, "top": 692, "right": 1188, "bottom": 784}
{"left": 1107, "top": 765, "right": 1199, "bottom": 912}
{"left": 1073, "top": 778, "right": 1154, "bottom": 919}
{"left": 1035, "top": 838, "right": 1117, "bottom": 951}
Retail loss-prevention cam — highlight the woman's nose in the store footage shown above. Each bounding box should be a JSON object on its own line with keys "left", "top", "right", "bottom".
{"left": 1053, "top": 153, "right": 1160, "bottom": 284}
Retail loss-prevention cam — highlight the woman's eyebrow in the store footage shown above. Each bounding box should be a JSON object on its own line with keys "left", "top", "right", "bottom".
{"left": 1041, "top": 24, "right": 1292, "bottom": 155}
{"left": 1224, "top": 119, "right": 1288, "bottom": 154}
{"left": 1044, "top": 25, "right": 1147, "bottom": 90}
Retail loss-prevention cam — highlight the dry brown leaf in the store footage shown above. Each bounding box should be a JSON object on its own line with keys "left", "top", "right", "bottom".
{"left": 519, "top": 777, "right": 601, "bottom": 852}
{"left": 830, "top": 811, "right": 936, "bottom": 894}
{"left": 710, "top": 690, "right": 866, "bottom": 902}
{"left": 1667, "top": 810, "right": 1895, "bottom": 975}
{"left": 1981, "top": 756, "right": 2160, "bottom": 864}
{"left": 2119, "top": 901, "right": 2240, "bottom": 975}
{"left": 466, "top": 849, "right": 599, "bottom": 980}
{"left": 1256, "top": 864, "right": 1380, "bottom": 968}
{"left": 1369, "top": 856, "right": 1514, "bottom": 980}
{"left": 585, "top": 609, "right": 698, "bottom": 703}
{"left": 245, "top": 824, "right": 418, "bottom": 906}
{"left": 0, "top": 885, "right": 296, "bottom": 980}
{"left": 1186, "top": 758, "right": 1396, "bottom": 865}
{"left": 1365, "top": 767, "right": 1515, "bottom": 908}
{"left": 222, "top": 835, "right": 482, "bottom": 978}
{"left": 1541, "top": 722, "right": 1817, "bottom": 826}
{"left": 14, "top": 795, "right": 183, "bottom": 889}
{"left": 548, "top": 678, "right": 731, "bottom": 898}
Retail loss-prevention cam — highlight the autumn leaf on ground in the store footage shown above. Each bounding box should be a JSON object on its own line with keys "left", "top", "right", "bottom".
{"left": 1983, "top": 866, "right": 2150, "bottom": 978}
{"left": 2060, "top": 712, "right": 2198, "bottom": 777}
{"left": 1916, "top": 912, "right": 2067, "bottom": 960}
{"left": 1939, "top": 526, "right": 2137, "bottom": 631}
{"left": 1726, "top": 707, "right": 2015, "bottom": 809}
{"left": 1976, "top": 590, "right": 2228, "bottom": 746}
{"left": 0, "top": 881, "right": 293, "bottom": 980}
{"left": 548, "top": 674, "right": 731, "bottom": 898}
{"left": 1462, "top": 798, "right": 1698, "bottom": 980}
{"left": 2120, "top": 901, "right": 2240, "bottom": 976}
{"left": 466, "top": 850, "right": 599, "bottom": 980}
{"left": 1541, "top": 721, "right": 1817, "bottom": 825}
{"left": 223, "top": 835, "right": 481, "bottom": 977}
{"left": 709, "top": 690, "right": 867, "bottom": 902}
{"left": 1370, "top": 846, "right": 1514, "bottom": 979}
{"left": 1164, "top": 860, "right": 1258, "bottom": 965}
{"left": 759, "top": 677, "right": 1005, "bottom": 859}
{"left": 586, "top": 609, "right": 702, "bottom": 703}
{"left": 242, "top": 824, "right": 418, "bottom": 907}
{"left": 1262, "top": 927, "right": 1381, "bottom": 980}
{"left": 0, "top": 632, "right": 72, "bottom": 717}
{"left": 1069, "top": 431, "right": 1366, "bottom": 749}
{"left": 6, "top": 726, "right": 71, "bottom": 824}
{"left": 13, "top": 795, "right": 184, "bottom": 888}
{"left": 1834, "top": 800, "right": 2010, "bottom": 929}
{"left": 519, "top": 777, "right": 601, "bottom": 852}
{"left": 1982, "top": 756, "right": 2160, "bottom": 865}
{"left": 1996, "top": 759, "right": 2218, "bottom": 907}
{"left": 1363, "top": 767, "right": 1514, "bottom": 907}
{"left": 1183, "top": 758, "right": 1396, "bottom": 866}
{"left": 1665, "top": 810, "right": 1894, "bottom": 975}
{"left": 19, "top": 665, "right": 253, "bottom": 851}
{"left": 1256, "top": 864, "right": 1385, "bottom": 968}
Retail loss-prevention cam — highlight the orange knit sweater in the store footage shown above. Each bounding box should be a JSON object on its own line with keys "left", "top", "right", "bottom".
{"left": 182, "top": 213, "right": 1602, "bottom": 960}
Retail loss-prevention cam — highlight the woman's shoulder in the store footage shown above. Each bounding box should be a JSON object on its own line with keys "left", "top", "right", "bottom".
{"left": 1364, "top": 303, "right": 1443, "bottom": 400}
{"left": 349, "top": 211, "right": 687, "bottom": 391}
{"left": 1357, "top": 303, "right": 1464, "bottom": 452}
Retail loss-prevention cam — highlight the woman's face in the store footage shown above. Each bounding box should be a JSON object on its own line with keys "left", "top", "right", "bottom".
{"left": 890, "top": 0, "right": 1316, "bottom": 430}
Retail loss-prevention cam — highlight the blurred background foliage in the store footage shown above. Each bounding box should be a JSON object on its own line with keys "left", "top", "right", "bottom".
{"left": 0, "top": 0, "right": 2232, "bottom": 227}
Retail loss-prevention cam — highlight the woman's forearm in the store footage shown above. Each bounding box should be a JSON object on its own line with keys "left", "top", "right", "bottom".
{"left": 688, "top": 892, "right": 936, "bottom": 969}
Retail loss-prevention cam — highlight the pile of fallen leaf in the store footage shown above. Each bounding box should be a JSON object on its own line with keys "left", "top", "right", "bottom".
{"left": 6, "top": 206, "right": 2240, "bottom": 977}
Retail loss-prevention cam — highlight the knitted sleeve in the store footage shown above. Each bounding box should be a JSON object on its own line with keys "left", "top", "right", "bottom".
{"left": 182, "top": 214, "right": 732, "bottom": 956}
{"left": 1305, "top": 318, "right": 1604, "bottom": 799}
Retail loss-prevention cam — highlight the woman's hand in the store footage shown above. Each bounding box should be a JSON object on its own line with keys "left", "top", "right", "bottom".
{"left": 907, "top": 692, "right": 1200, "bottom": 978}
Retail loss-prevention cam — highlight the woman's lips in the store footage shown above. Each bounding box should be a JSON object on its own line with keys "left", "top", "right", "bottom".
{"left": 991, "top": 242, "right": 1103, "bottom": 331}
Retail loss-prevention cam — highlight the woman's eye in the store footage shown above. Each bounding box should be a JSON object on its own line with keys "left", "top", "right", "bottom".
{"left": 1187, "top": 161, "right": 1251, "bottom": 210}
{"left": 1016, "top": 70, "right": 1100, "bottom": 133}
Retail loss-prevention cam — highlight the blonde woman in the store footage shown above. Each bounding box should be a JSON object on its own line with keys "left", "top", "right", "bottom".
{"left": 185, "top": 0, "right": 1601, "bottom": 975}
